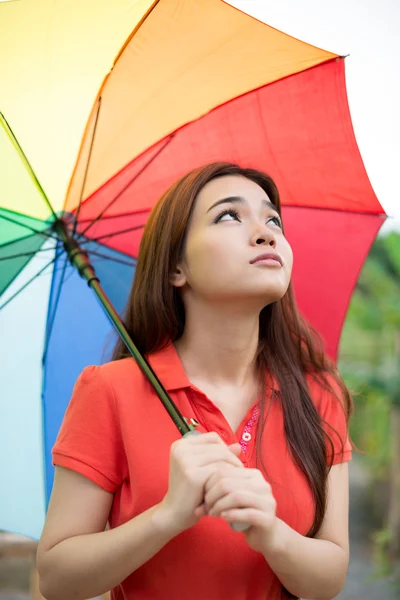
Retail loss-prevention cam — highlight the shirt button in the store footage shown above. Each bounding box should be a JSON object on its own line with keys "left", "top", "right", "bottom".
{"left": 242, "top": 432, "right": 252, "bottom": 442}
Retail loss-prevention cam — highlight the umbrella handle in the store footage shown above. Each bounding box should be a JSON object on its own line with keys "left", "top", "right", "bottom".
{"left": 183, "top": 430, "right": 250, "bottom": 532}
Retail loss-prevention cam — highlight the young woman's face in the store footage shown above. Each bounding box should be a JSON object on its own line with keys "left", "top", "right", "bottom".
{"left": 173, "top": 175, "right": 293, "bottom": 307}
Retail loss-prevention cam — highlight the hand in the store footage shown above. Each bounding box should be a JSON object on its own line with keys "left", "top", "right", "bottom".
{"left": 156, "top": 433, "right": 244, "bottom": 536}
{"left": 203, "top": 465, "right": 278, "bottom": 552}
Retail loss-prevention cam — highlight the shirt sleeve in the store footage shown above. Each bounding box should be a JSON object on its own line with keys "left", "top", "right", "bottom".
{"left": 309, "top": 373, "right": 353, "bottom": 466}
{"left": 52, "top": 365, "right": 126, "bottom": 492}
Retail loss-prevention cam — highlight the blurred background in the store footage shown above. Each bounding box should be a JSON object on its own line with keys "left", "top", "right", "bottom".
{"left": 337, "top": 229, "right": 400, "bottom": 598}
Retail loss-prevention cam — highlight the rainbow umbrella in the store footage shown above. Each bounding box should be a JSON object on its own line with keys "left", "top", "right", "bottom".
{"left": 0, "top": 0, "right": 385, "bottom": 540}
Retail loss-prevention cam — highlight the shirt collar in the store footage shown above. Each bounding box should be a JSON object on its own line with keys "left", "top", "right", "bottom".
{"left": 147, "top": 341, "right": 191, "bottom": 391}
{"left": 147, "top": 341, "right": 279, "bottom": 392}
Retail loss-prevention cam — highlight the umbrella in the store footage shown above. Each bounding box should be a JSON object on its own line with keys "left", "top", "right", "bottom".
{"left": 0, "top": 0, "right": 385, "bottom": 540}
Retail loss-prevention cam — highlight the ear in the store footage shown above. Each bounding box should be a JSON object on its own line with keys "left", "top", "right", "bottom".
{"left": 170, "top": 265, "right": 187, "bottom": 288}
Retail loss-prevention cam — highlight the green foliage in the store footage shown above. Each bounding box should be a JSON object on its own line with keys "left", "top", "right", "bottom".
{"left": 339, "top": 231, "right": 400, "bottom": 571}
{"left": 349, "top": 385, "right": 391, "bottom": 477}
{"left": 346, "top": 232, "right": 400, "bottom": 332}
{"left": 340, "top": 231, "right": 400, "bottom": 410}
{"left": 371, "top": 528, "right": 393, "bottom": 578}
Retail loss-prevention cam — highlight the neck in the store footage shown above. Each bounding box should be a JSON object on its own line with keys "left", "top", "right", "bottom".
{"left": 174, "top": 299, "right": 261, "bottom": 387}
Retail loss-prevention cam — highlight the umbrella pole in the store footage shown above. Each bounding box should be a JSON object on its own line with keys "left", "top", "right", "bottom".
{"left": 54, "top": 219, "right": 191, "bottom": 437}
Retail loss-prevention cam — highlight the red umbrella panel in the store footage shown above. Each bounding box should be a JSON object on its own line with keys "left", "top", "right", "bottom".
{"left": 67, "top": 58, "right": 384, "bottom": 359}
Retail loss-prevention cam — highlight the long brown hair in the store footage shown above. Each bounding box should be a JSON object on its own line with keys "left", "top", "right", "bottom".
{"left": 113, "top": 162, "right": 352, "bottom": 544}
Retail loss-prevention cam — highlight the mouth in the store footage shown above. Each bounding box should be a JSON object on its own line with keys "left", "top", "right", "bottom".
{"left": 250, "top": 252, "right": 283, "bottom": 267}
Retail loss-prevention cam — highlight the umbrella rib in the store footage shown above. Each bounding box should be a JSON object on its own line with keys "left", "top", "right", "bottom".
{"left": 77, "top": 208, "right": 150, "bottom": 222}
{"left": 72, "top": 97, "right": 102, "bottom": 237}
{"left": 88, "top": 249, "right": 136, "bottom": 267}
{"left": 43, "top": 253, "right": 70, "bottom": 362}
{"left": 0, "top": 212, "right": 58, "bottom": 241}
{"left": 0, "top": 232, "right": 51, "bottom": 250}
{"left": 0, "top": 112, "right": 58, "bottom": 221}
{"left": 0, "top": 248, "right": 63, "bottom": 311}
{"left": 0, "top": 246, "right": 56, "bottom": 261}
{"left": 80, "top": 223, "right": 145, "bottom": 244}
{"left": 78, "top": 133, "right": 174, "bottom": 239}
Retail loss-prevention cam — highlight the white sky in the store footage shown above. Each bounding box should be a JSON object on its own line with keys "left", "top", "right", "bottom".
{"left": 230, "top": 0, "right": 400, "bottom": 232}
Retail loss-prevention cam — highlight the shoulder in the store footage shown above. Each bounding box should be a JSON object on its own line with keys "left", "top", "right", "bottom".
{"left": 96, "top": 357, "right": 139, "bottom": 380}
{"left": 68, "top": 358, "right": 147, "bottom": 415}
{"left": 80, "top": 356, "right": 146, "bottom": 389}
{"left": 76, "top": 356, "right": 162, "bottom": 414}
{"left": 87, "top": 341, "right": 187, "bottom": 397}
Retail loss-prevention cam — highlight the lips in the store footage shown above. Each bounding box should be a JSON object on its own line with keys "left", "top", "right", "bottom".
{"left": 250, "top": 252, "right": 283, "bottom": 266}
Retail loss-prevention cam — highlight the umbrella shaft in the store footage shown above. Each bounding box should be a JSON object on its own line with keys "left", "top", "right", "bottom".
{"left": 90, "top": 279, "right": 191, "bottom": 436}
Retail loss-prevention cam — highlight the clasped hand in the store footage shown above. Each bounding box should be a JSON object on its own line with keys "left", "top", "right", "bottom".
{"left": 159, "top": 431, "right": 278, "bottom": 553}
{"left": 201, "top": 453, "right": 278, "bottom": 552}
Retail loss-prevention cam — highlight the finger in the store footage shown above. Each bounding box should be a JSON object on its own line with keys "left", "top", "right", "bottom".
{"left": 205, "top": 467, "right": 269, "bottom": 488}
{"left": 204, "top": 465, "right": 244, "bottom": 502}
{"left": 221, "top": 508, "right": 275, "bottom": 530}
{"left": 183, "top": 431, "right": 225, "bottom": 446}
{"left": 194, "top": 447, "right": 245, "bottom": 469}
{"left": 228, "top": 443, "right": 242, "bottom": 457}
{"left": 208, "top": 490, "right": 265, "bottom": 517}
{"left": 194, "top": 503, "right": 207, "bottom": 519}
{"left": 204, "top": 467, "right": 255, "bottom": 496}
{"left": 199, "top": 462, "right": 245, "bottom": 491}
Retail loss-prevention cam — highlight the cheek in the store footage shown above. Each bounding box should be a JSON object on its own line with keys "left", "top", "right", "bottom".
{"left": 186, "top": 234, "right": 238, "bottom": 275}
{"left": 183, "top": 235, "right": 244, "bottom": 294}
{"left": 280, "top": 238, "right": 293, "bottom": 275}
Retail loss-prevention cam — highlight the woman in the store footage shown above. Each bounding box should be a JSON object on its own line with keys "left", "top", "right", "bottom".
{"left": 37, "top": 162, "right": 353, "bottom": 600}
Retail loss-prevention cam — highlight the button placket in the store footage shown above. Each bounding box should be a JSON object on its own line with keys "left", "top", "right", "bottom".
{"left": 239, "top": 405, "right": 260, "bottom": 457}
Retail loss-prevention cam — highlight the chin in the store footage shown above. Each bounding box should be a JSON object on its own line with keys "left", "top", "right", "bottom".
{"left": 256, "top": 282, "right": 288, "bottom": 301}
{"left": 205, "top": 281, "right": 289, "bottom": 305}
{"left": 236, "top": 288, "right": 286, "bottom": 310}
{"left": 257, "top": 291, "right": 287, "bottom": 310}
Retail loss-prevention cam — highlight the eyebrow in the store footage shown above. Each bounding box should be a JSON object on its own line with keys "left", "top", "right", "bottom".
{"left": 206, "top": 195, "right": 278, "bottom": 214}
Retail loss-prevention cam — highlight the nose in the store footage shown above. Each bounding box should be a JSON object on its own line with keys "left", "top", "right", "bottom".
{"left": 250, "top": 223, "right": 277, "bottom": 248}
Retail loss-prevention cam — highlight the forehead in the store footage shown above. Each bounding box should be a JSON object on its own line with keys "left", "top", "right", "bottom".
{"left": 195, "top": 174, "right": 271, "bottom": 211}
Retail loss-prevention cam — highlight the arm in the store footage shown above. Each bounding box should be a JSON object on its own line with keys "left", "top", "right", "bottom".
{"left": 36, "top": 467, "right": 176, "bottom": 600}
{"left": 37, "top": 434, "right": 243, "bottom": 600}
{"left": 205, "top": 461, "right": 350, "bottom": 600}
{"left": 261, "top": 463, "right": 349, "bottom": 599}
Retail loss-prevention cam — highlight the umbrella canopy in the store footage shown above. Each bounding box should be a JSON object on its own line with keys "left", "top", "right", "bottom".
{"left": 0, "top": 0, "right": 385, "bottom": 540}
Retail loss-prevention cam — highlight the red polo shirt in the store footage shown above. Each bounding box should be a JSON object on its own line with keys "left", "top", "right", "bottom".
{"left": 52, "top": 342, "right": 352, "bottom": 600}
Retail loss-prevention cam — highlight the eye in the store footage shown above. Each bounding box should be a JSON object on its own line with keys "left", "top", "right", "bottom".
{"left": 268, "top": 215, "right": 282, "bottom": 228}
{"left": 214, "top": 208, "right": 241, "bottom": 223}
